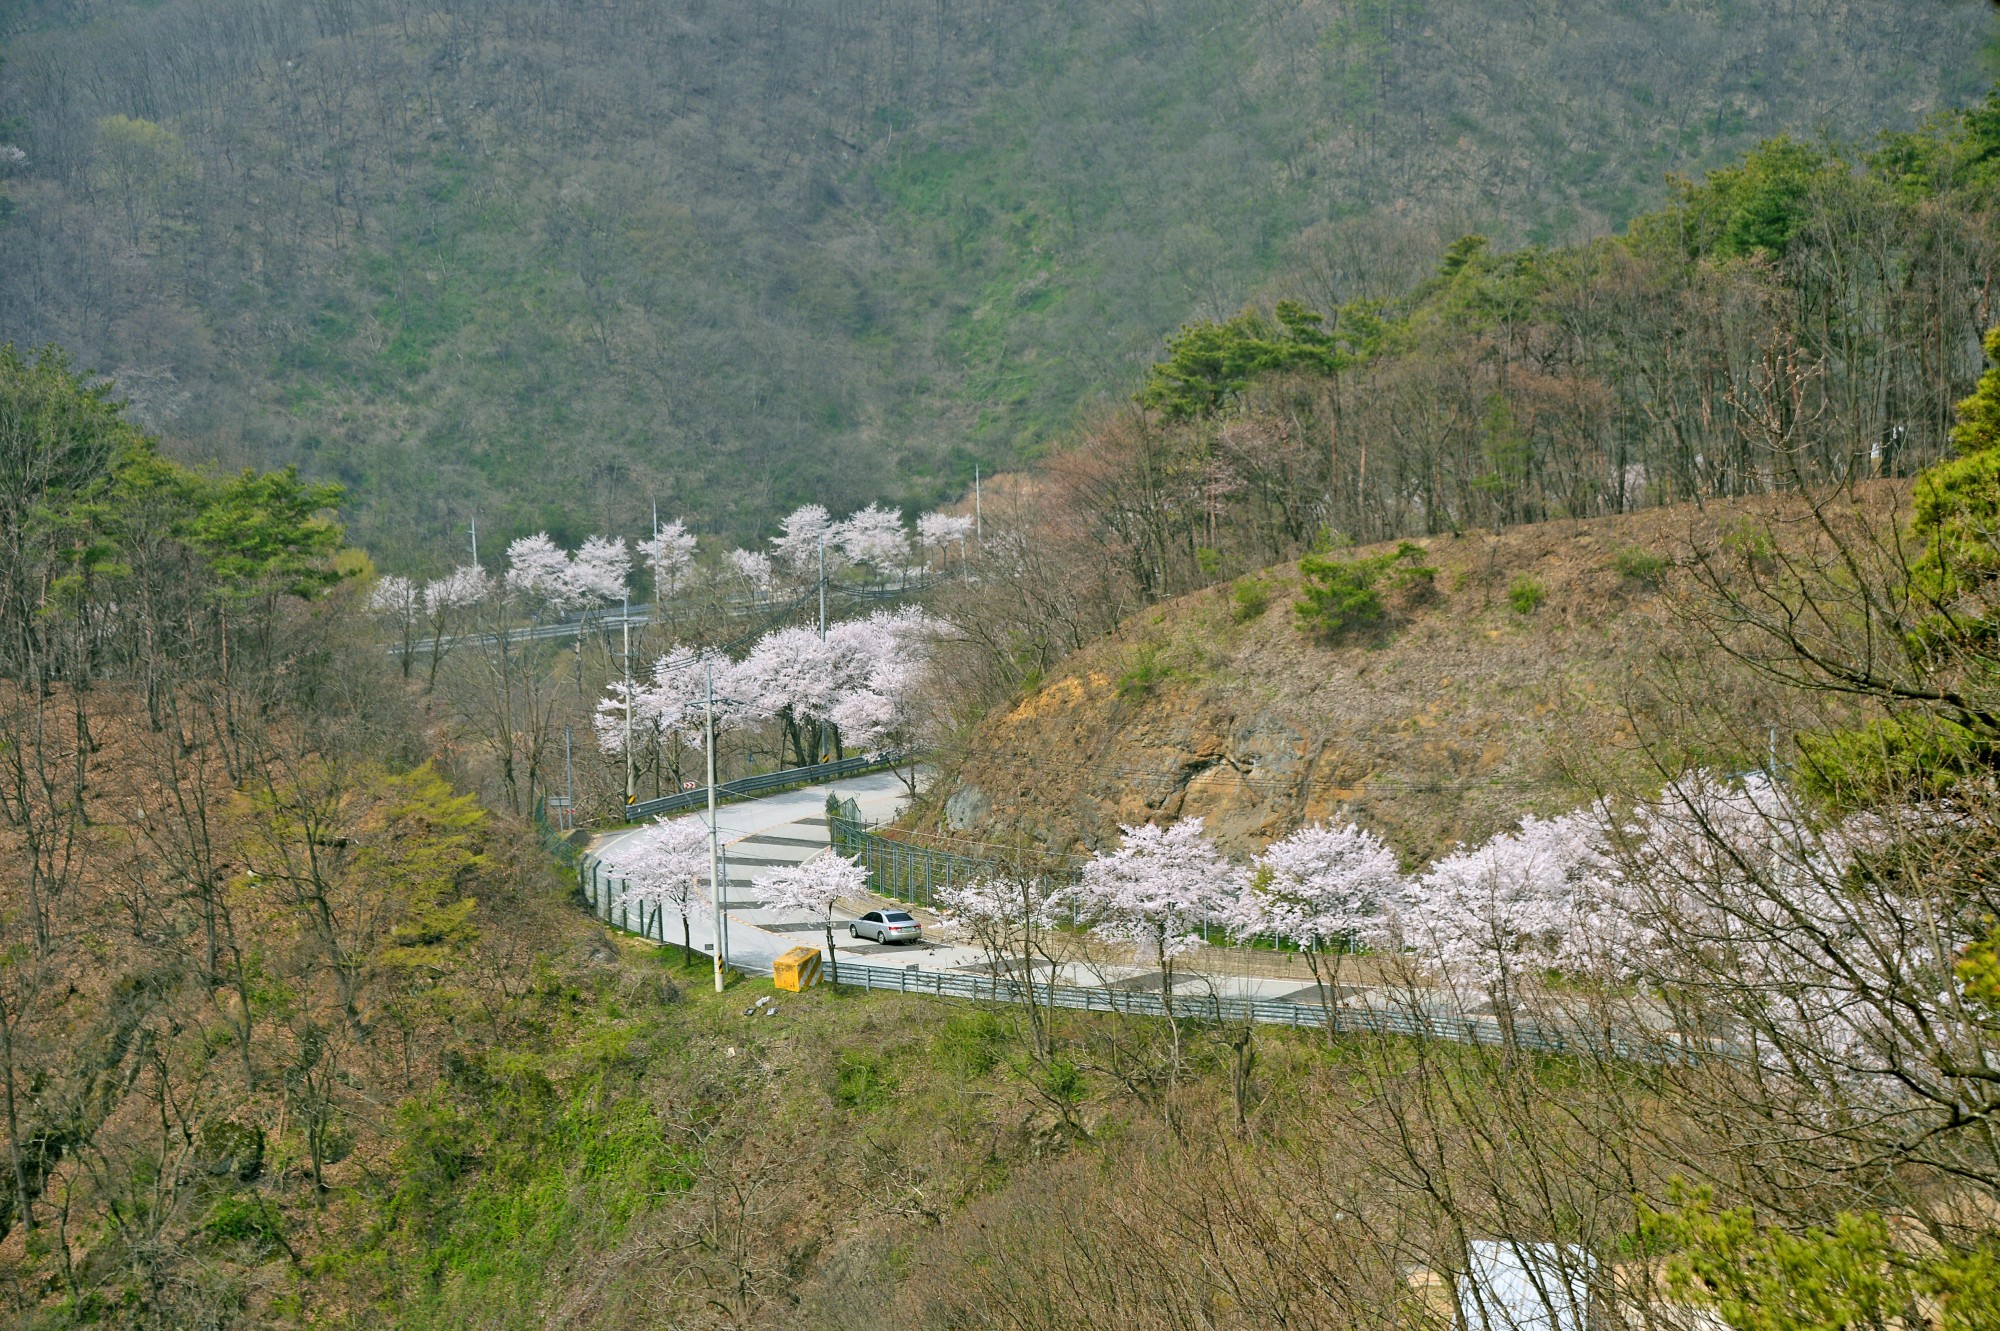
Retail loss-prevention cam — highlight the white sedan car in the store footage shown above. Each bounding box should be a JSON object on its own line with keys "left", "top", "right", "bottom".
{"left": 849, "top": 909, "right": 922, "bottom": 944}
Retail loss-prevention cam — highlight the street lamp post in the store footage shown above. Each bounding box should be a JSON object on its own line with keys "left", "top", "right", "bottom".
{"left": 706, "top": 663, "right": 726, "bottom": 993}
{"left": 622, "top": 596, "right": 635, "bottom": 806}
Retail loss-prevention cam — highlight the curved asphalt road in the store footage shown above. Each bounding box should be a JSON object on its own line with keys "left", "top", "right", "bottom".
{"left": 587, "top": 769, "right": 953, "bottom": 975}
{"left": 584, "top": 772, "right": 1446, "bottom": 1017}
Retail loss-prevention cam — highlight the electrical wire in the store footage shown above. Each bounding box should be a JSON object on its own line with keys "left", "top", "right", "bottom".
{"left": 917, "top": 738, "right": 1582, "bottom": 799}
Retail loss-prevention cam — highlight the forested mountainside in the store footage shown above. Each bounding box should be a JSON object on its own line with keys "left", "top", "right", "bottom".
{"left": 10, "top": 308, "right": 2000, "bottom": 1330}
{"left": 0, "top": 0, "right": 1990, "bottom": 557}
{"left": 916, "top": 88, "right": 2000, "bottom": 725}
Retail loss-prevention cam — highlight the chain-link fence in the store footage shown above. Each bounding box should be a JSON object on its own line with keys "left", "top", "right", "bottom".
{"left": 827, "top": 796, "right": 1080, "bottom": 906}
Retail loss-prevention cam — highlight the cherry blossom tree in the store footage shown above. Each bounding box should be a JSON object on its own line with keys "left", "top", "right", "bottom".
{"left": 725, "top": 548, "right": 774, "bottom": 600}
{"left": 367, "top": 564, "right": 491, "bottom": 683}
{"left": 368, "top": 575, "right": 423, "bottom": 671}
{"left": 504, "top": 532, "right": 572, "bottom": 609}
{"left": 598, "top": 648, "right": 743, "bottom": 799}
{"left": 917, "top": 510, "right": 973, "bottom": 569}
{"left": 755, "top": 853, "right": 869, "bottom": 982}
{"left": 640, "top": 520, "right": 697, "bottom": 598}
{"left": 732, "top": 624, "right": 844, "bottom": 765}
{"left": 504, "top": 532, "right": 628, "bottom": 614}
{"left": 770, "top": 504, "right": 835, "bottom": 579}
{"left": 825, "top": 608, "right": 944, "bottom": 784}
{"left": 725, "top": 607, "right": 944, "bottom": 769}
{"left": 600, "top": 607, "right": 943, "bottom": 786}
{"left": 1232, "top": 822, "right": 1404, "bottom": 1037}
{"left": 1609, "top": 772, "right": 1939, "bottom": 1080}
{"left": 1075, "top": 819, "right": 1232, "bottom": 1008}
{"left": 833, "top": 503, "right": 909, "bottom": 578}
{"left": 368, "top": 574, "right": 419, "bottom": 620}
{"left": 426, "top": 564, "right": 490, "bottom": 615}
{"left": 568, "top": 535, "right": 631, "bottom": 609}
{"left": 938, "top": 873, "right": 1071, "bottom": 1056}
{"left": 418, "top": 564, "right": 490, "bottom": 689}
{"left": 620, "top": 815, "right": 713, "bottom": 965}
{"left": 1405, "top": 809, "right": 1613, "bottom": 1032}
{"left": 593, "top": 677, "right": 658, "bottom": 762}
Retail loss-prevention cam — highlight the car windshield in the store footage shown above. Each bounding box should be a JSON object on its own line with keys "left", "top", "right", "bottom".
{"left": 885, "top": 912, "right": 914, "bottom": 923}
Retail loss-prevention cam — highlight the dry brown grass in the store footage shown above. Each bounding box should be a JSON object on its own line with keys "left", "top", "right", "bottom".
{"left": 924, "top": 483, "right": 1912, "bottom": 862}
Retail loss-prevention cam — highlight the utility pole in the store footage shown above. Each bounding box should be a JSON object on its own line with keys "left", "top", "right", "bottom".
{"left": 973, "top": 465, "right": 983, "bottom": 553}
{"left": 562, "top": 725, "right": 575, "bottom": 832}
{"left": 817, "top": 536, "right": 827, "bottom": 641}
{"left": 706, "top": 664, "right": 726, "bottom": 993}
{"left": 622, "top": 596, "right": 635, "bottom": 807}
{"left": 469, "top": 514, "right": 478, "bottom": 567}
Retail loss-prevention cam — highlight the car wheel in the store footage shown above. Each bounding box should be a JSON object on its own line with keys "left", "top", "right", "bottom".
{"left": 848, "top": 924, "right": 858, "bottom": 937}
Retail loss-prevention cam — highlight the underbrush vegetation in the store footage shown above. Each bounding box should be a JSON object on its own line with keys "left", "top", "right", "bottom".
{"left": 1115, "top": 641, "right": 1177, "bottom": 700}
{"left": 1507, "top": 573, "right": 1547, "bottom": 614}
{"left": 1612, "top": 545, "right": 1670, "bottom": 586}
{"left": 298, "top": 955, "right": 1652, "bottom": 1328}
{"left": 1229, "top": 575, "right": 1272, "bottom": 623}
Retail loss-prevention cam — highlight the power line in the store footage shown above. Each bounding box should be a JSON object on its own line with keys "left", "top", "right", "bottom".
{"left": 916, "top": 739, "right": 1583, "bottom": 800}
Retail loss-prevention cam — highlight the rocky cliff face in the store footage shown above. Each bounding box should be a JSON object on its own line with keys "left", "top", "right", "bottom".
{"left": 920, "top": 499, "right": 1825, "bottom": 865}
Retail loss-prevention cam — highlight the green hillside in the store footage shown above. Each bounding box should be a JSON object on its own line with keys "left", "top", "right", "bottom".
{"left": 0, "top": 0, "right": 1991, "bottom": 557}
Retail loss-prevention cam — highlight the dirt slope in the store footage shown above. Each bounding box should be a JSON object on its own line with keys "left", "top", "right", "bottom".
{"left": 921, "top": 493, "right": 1891, "bottom": 864}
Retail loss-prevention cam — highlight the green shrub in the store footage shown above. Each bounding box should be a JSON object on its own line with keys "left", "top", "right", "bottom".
{"left": 834, "top": 1051, "right": 897, "bottom": 1110}
{"left": 1295, "top": 555, "right": 1384, "bottom": 638}
{"left": 1387, "top": 542, "right": 1438, "bottom": 602}
{"left": 1639, "top": 1189, "right": 2000, "bottom": 1331}
{"left": 937, "top": 1010, "right": 1008, "bottom": 1077}
{"left": 1612, "top": 546, "right": 1669, "bottom": 584}
{"left": 1795, "top": 714, "right": 1982, "bottom": 806}
{"left": 1229, "top": 576, "right": 1271, "bottom": 623}
{"left": 1507, "top": 574, "right": 1546, "bottom": 614}
{"left": 202, "top": 1194, "right": 285, "bottom": 1252}
{"left": 1723, "top": 520, "right": 1775, "bottom": 566}
{"left": 1195, "top": 545, "right": 1223, "bottom": 577}
{"left": 1911, "top": 326, "right": 2000, "bottom": 637}
{"left": 1296, "top": 543, "right": 1435, "bottom": 639}
{"left": 1116, "top": 642, "right": 1173, "bottom": 700}
{"left": 1041, "top": 1056, "right": 1085, "bottom": 1108}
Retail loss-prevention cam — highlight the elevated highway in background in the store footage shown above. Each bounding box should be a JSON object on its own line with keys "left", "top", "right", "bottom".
{"left": 398, "top": 576, "right": 943, "bottom": 656}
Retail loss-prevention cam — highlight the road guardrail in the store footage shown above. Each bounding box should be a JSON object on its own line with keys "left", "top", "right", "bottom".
{"left": 624, "top": 750, "right": 910, "bottom": 821}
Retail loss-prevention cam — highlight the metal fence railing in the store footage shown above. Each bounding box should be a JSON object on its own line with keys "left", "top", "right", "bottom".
{"left": 575, "top": 853, "right": 704, "bottom": 946}
{"left": 829, "top": 962, "right": 1689, "bottom": 1062}
{"left": 625, "top": 751, "right": 910, "bottom": 822}
{"left": 534, "top": 798, "right": 583, "bottom": 867}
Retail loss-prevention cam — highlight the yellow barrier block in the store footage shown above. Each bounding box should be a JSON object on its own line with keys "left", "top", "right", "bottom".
{"left": 772, "top": 945, "right": 824, "bottom": 993}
